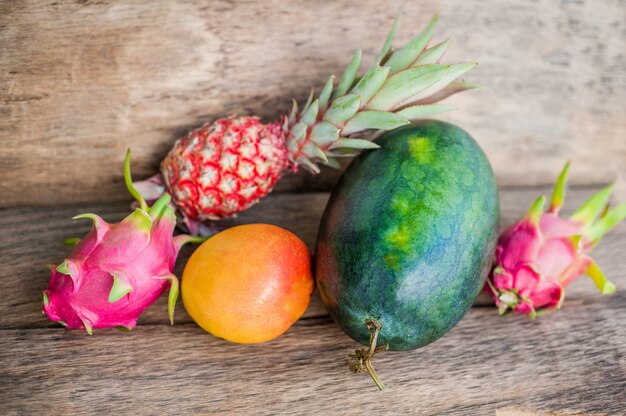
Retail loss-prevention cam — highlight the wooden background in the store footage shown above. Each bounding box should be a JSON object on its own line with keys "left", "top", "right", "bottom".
{"left": 1, "top": 0, "right": 625, "bottom": 415}
{"left": 1, "top": 0, "right": 625, "bottom": 206}
{"left": 1, "top": 188, "right": 625, "bottom": 415}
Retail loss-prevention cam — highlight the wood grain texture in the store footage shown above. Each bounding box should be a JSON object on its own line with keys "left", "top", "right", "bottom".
{"left": 1, "top": 187, "right": 625, "bottom": 414}
{"left": 1, "top": 186, "right": 624, "bottom": 330}
{"left": 1, "top": 295, "right": 624, "bottom": 414}
{"left": 1, "top": 0, "right": 625, "bottom": 207}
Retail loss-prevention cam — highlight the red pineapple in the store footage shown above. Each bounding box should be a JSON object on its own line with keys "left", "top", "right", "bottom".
{"left": 135, "top": 14, "right": 478, "bottom": 235}
{"left": 161, "top": 117, "right": 288, "bottom": 225}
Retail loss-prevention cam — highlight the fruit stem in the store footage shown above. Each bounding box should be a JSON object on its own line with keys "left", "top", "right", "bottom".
{"left": 348, "top": 319, "right": 389, "bottom": 391}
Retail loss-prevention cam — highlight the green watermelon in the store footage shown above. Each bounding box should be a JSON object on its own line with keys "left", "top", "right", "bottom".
{"left": 315, "top": 120, "right": 499, "bottom": 357}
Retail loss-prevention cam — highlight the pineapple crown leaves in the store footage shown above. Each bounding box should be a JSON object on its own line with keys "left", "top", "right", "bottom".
{"left": 283, "top": 13, "right": 478, "bottom": 172}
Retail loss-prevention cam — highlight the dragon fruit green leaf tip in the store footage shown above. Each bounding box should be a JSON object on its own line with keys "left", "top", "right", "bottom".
{"left": 42, "top": 149, "right": 205, "bottom": 334}
{"left": 135, "top": 13, "right": 479, "bottom": 236}
{"left": 485, "top": 162, "right": 626, "bottom": 318}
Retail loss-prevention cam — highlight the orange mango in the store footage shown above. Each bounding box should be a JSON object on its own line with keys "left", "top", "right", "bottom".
{"left": 182, "top": 224, "right": 314, "bottom": 343}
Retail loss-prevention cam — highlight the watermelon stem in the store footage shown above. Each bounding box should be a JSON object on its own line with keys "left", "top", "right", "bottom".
{"left": 348, "top": 319, "right": 389, "bottom": 391}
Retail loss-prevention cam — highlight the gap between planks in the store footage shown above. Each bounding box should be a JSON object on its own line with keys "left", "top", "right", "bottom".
{"left": 0, "top": 186, "right": 624, "bottom": 331}
{"left": 1, "top": 293, "right": 624, "bottom": 415}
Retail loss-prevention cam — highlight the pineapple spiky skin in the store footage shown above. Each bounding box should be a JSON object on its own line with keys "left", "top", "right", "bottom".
{"left": 138, "top": 13, "right": 479, "bottom": 235}
{"left": 161, "top": 117, "right": 289, "bottom": 222}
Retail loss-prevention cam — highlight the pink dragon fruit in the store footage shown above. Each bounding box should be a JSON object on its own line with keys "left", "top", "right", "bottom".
{"left": 42, "top": 150, "right": 203, "bottom": 334}
{"left": 486, "top": 162, "right": 625, "bottom": 317}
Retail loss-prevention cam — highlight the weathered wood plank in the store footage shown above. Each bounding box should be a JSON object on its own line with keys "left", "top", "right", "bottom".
{"left": 1, "top": 0, "right": 624, "bottom": 207}
{"left": 1, "top": 293, "right": 624, "bottom": 415}
{"left": 0, "top": 186, "right": 624, "bottom": 330}
{"left": 0, "top": 193, "right": 331, "bottom": 329}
